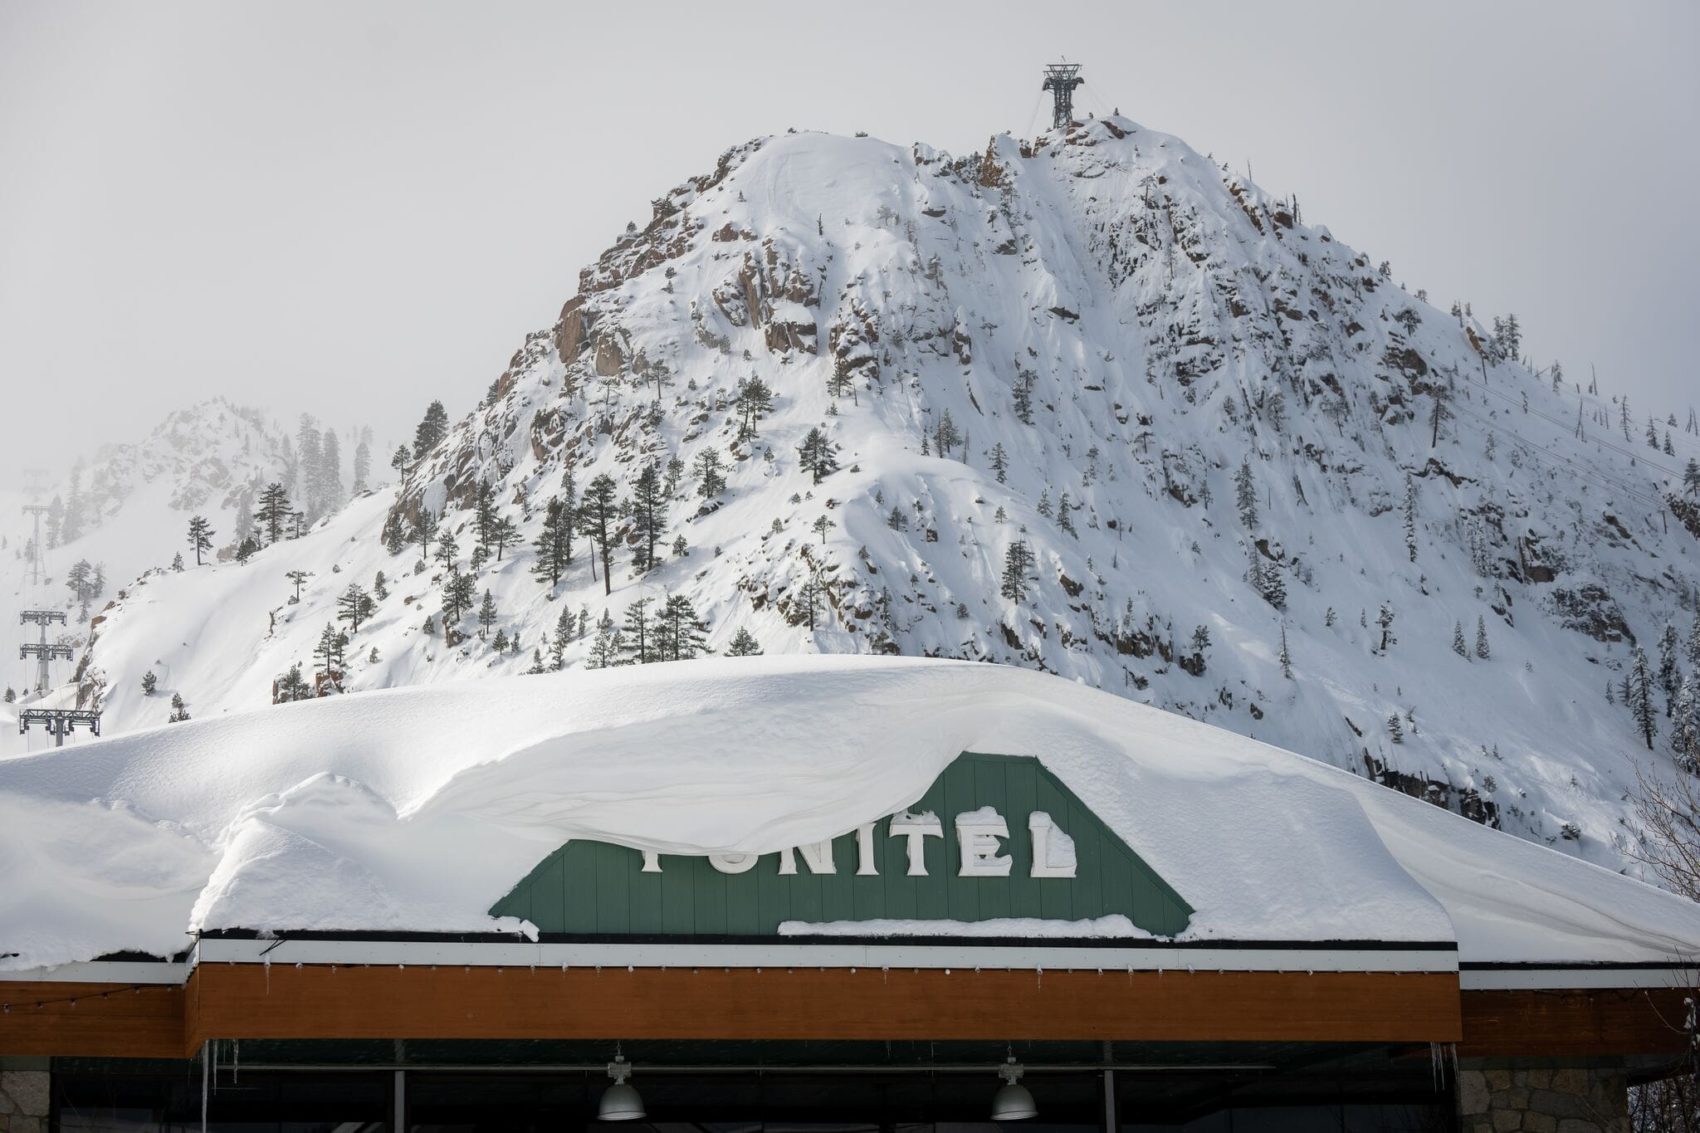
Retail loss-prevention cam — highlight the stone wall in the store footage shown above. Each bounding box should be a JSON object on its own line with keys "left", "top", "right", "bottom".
{"left": 0, "top": 1067, "right": 49, "bottom": 1133}
{"left": 1457, "top": 1063, "right": 1628, "bottom": 1133}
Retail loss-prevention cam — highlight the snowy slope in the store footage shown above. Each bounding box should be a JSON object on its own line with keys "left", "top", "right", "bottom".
{"left": 64, "top": 119, "right": 1700, "bottom": 882}
{"left": 4, "top": 657, "right": 1699, "bottom": 972}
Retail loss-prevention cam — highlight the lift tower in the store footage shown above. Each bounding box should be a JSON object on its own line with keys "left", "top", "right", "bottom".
{"left": 20, "top": 610, "right": 72, "bottom": 693}
{"left": 21, "top": 503, "right": 50, "bottom": 586}
{"left": 18, "top": 708, "right": 101, "bottom": 748}
{"left": 1042, "top": 62, "right": 1084, "bottom": 131}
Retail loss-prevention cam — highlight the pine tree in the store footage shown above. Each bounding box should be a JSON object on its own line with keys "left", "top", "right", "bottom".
{"left": 1377, "top": 602, "right": 1396, "bottom": 652}
{"left": 473, "top": 480, "right": 498, "bottom": 553}
{"left": 314, "top": 622, "right": 346, "bottom": 679}
{"left": 1688, "top": 613, "right": 1700, "bottom": 671}
{"left": 1387, "top": 712, "right": 1403, "bottom": 744}
{"left": 797, "top": 427, "right": 838, "bottom": 484}
{"left": 550, "top": 606, "right": 574, "bottom": 670}
{"left": 990, "top": 443, "right": 1009, "bottom": 484}
{"left": 337, "top": 583, "right": 373, "bottom": 634}
{"left": 579, "top": 474, "right": 620, "bottom": 596}
{"left": 1057, "top": 492, "right": 1077, "bottom": 537}
{"left": 413, "top": 400, "right": 449, "bottom": 461}
{"left": 1658, "top": 623, "right": 1682, "bottom": 708}
{"left": 381, "top": 511, "right": 406, "bottom": 555}
{"left": 628, "top": 462, "right": 668, "bottom": 574}
{"left": 440, "top": 568, "right": 475, "bottom": 635}
{"left": 168, "top": 692, "right": 190, "bottom": 723}
{"left": 656, "top": 593, "right": 711, "bottom": 660}
{"left": 235, "top": 537, "right": 258, "bottom": 565}
{"left": 171, "top": 552, "right": 185, "bottom": 572}
{"left": 1475, "top": 615, "right": 1491, "bottom": 660}
{"left": 1672, "top": 675, "right": 1700, "bottom": 769}
{"left": 187, "top": 515, "right": 215, "bottom": 566}
{"left": 286, "top": 569, "right": 309, "bottom": 602}
{"left": 1037, "top": 489, "right": 1052, "bottom": 518}
{"left": 320, "top": 429, "right": 345, "bottom": 516}
{"left": 811, "top": 514, "right": 835, "bottom": 544}
{"left": 733, "top": 376, "right": 774, "bottom": 442}
{"left": 1235, "top": 460, "right": 1258, "bottom": 528}
{"left": 1402, "top": 477, "right": 1418, "bottom": 562}
{"left": 1629, "top": 648, "right": 1658, "bottom": 749}
{"left": 256, "top": 483, "right": 293, "bottom": 544}
{"left": 390, "top": 444, "right": 411, "bottom": 476}
{"left": 492, "top": 627, "right": 510, "bottom": 654}
{"left": 373, "top": 570, "right": 388, "bottom": 600}
{"left": 352, "top": 429, "right": 372, "bottom": 494}
{"left": 477, "top": 590, "right": 499, "bottom": 640}
{"left": 141, "top": 670, "right": 157, "bottom": 695}
{"left": 1684, "top": 459, "right": 1700, "bottom": 499}
{"left": 1000, "top": 539, "right": 1033, "bottom": 603}
{"left": 491, "top": 515, "right": 518, "bottom": 561}
{"left": 1279, "top": 625, "right": 1293, "bottom": 679}
{"left": 531, "top": 496, "right": 574, "bottom": 587}
{"left": 275, "top": 663, "right": 311, "bottom": 703}
{"left": 434, "top": 529, "right": 460, "bottom": 572}
{"left": 1452, "top": 621, "right": 1468, "bottom": 658}
{"left": 586, "top": 611, "right": 621, "bottom": 669}
{"left": 412, "top": 508, "right": 438, "bottom": 563}
{"left": 693, "top": 448, "right": 727, "bottom": 498}
{"left": 726, "top": 626, "right": 763, "bottom": 656}
{"left": 620, "top": 597, "right": 654, "bottom": 664}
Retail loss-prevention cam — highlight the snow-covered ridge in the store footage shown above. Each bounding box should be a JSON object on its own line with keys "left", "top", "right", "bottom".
{"left": 57, "top": 118, "right": 1700, "bottom": 889}
{"left": 2, "top": 658, "right": 1696, "bottom": 974}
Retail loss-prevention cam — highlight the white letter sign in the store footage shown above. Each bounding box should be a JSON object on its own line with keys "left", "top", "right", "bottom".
{"left": 888, "top": 811, "right": 944, "bottom": 876}
{"left": 955, "top": 807, "right": 1012, "bottom": 877}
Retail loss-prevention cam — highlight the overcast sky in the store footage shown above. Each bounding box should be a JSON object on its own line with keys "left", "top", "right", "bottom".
{"left": 2, "top": 0, "right": 1695, "bottom": 481}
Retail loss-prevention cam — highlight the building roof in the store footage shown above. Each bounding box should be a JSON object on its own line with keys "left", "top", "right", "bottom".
{"left": 1, "top": 657, "right": 1696, "bottom": 982}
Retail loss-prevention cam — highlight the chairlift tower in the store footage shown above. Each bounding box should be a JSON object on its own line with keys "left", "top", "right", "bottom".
{"left": 18, "top": 708, "right": 101, "bottom": 748}
{"left": 22, "top": 503, "right": 50, "bottom": 586}
{"left": 20, "top": 610, "right": 72, "bottom": 693}
{"left": 1042, "top": 62, "right": 1084, "bottom": 131}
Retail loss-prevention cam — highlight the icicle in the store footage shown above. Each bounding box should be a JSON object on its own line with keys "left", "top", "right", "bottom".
{"left": 201, "top": 1040, "right": 210, "bottom": 1133}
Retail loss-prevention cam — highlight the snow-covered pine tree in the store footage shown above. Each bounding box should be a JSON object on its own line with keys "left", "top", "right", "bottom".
{"left": 550, "top": 606, "right": 574, "bottom": 670}
{"left": 413, "top": 400, "right": 449, "bottom": 461}
{"left": 1658, "top": 623, "right": 1682, "bottom": 708}
{"left": 275, "top": 663, "right": 310, "bottom": 703}
{"left": 141, "top": 670, "right": 157, "bottom": 696}
{"left": 1057, "top": 492, "right": 1077, "bottom": 537}
{"left": 256, "top": 483, "right": 293, "bottom": 545}
{"left": 381, "top": 511, "right": 406, "bottom": 555}
{"left": 578, "top": 474, "right": 620, "bottom": 595}
{"left": 1377, "top": 602, "right": 1396, "bottom": 652}
{"left": 797, "top": 427, "right": 838, "bottom": 484}
{"left": 1475, "top": 615, "right": 1491, "bottom": 660}
{"left": 477, "top": 590, "right": 499, "bottom": 640}
{"left": 990, "top": 443, "right": 1009, "bottom": 484}
{"left": 657, "top": 593, "right": 710, "bottom": 660}
{"left": 1387, "top": 712, "right": 1403, "bottom": 744}
{"left": 627, "top": 462, "right": 668, "bottom": 574}
{"left": 1279, "top": 625, "right": 1293, "bottom": 678}
{"left": 1402, "top": 477, "right": 1417, "bottom": 562}
{"left": 337, "top": 582, "right": 373, "bottom": 634}
{"left": 1673, "top": 675, "right": 1699, "bottom": 770}
{"left": 168, "top": 692, "right": 190, "bottom": 723}
{"left": 1235, "top": 460, "right": 1258, "bottom": 529}
{"left": 693, "top": 448, "right": 727, "bottom": 498}
{"left": 586, "top": 611, "right": 621, "bottom": 669}
{"left": 171, "top": 552, "right": 184, "bottom": 572}
{"left": 726, "top": 626, "right": 763, "bottom": 656}
{"left": 352, "top": 429, "right": 372, "bottom": 494}
{"left": 1000, "top": 539, "right": 1032, "bottom": 603}
{"left": 620, "top": 597, "right": 654, "bottom": 663}
{"left": 187, "top": 515, "right": 215, "bottom": 566}
{"left": 531, "top": 496, "right": 574, "bottom": 587}
{"left": 1452, "top": 621, "right": 1468, "bottom": 658}
{"left": 1628, "top": 648, "right": 1658, "bottom": 750}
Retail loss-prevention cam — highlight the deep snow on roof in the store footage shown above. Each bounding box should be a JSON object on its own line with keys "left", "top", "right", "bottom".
{"left": 1, "top": 657, "right": 1697, "bottom": 973}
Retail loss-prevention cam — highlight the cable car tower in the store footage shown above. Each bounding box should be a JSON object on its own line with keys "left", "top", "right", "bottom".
{"left": 21, "top": 503, "right": 50, "bottom": 586}
{"left": 20, "top": 610, "right": 72, "bottom": 693}
{"left": 1042, "top": 61, "right": 1084, "bottom": 130}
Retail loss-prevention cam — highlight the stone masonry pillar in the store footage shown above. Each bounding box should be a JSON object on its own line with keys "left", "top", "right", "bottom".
{"left": 0, "top": 1060, "right": 50, "bottom": 1133}
{"left": 1456, "top": 1060, "right": 1628, "bottom": 1133}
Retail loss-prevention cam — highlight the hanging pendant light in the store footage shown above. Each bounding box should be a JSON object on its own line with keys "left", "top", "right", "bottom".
{"left": 597, "top": 1052, "right": 646, "bottom": 1121}
{"left": 990, "top": 1055, "right": 1037, "bottom": 1121}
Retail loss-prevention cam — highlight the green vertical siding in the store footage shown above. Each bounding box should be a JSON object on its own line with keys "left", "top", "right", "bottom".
{"left": 490, "top": 753, "right": 1191, "bottom": 937}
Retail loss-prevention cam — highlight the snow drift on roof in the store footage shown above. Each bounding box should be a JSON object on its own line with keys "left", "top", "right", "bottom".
{"left": 1, "top": 657, "right": 1697, "bottom": 972}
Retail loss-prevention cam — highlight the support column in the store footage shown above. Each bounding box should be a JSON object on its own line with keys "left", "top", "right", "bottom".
{"left": 1456, "top": 1060, "right": 1628, "bottom": 1133}
{"left": 0, "top": 1059, "right": 50, "bottom": 1133}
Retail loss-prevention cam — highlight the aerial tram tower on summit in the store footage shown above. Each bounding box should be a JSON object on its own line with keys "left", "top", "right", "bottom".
{"left": 1042, "top": 61, "right": 1084, "bottom": 130}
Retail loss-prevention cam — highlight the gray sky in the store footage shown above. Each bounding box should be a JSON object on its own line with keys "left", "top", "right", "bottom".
{"left": 2, "top": 0, "right": 1695, "bottom": 481}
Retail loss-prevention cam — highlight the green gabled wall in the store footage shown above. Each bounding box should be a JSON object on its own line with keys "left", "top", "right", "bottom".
{"left": 490, "top": 753, "right": 1191, "bottom": 937}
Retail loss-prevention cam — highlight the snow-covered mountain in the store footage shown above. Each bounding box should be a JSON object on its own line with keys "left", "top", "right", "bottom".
{"left": 56, "top": 119, "right": 1700, "bottom": 878}
{"left": 0, "top": 399, "right": 377, "bottom": 728}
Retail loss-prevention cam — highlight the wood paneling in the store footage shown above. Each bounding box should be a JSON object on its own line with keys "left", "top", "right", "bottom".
{"left": 181, "top": 965, "right": 1459, "bottom": 1051}
{"left": 0, "top": 982, "right": 183, "bottom": 1058}
{"left": 1458, "top": 988, "right": 1694, "bottom": 1057}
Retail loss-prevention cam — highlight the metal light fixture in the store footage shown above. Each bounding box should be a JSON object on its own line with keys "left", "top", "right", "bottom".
{"left": 597, "top": 1052, "right": 645, "bottom": 1121}
{"left": 990, "top": 1055, "right": 1037, "bottom": 1121}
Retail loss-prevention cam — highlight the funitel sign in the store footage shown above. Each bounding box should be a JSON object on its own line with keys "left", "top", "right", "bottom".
{"left": 492, "top": 753, "right": 1192, "bottom": 937}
